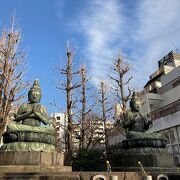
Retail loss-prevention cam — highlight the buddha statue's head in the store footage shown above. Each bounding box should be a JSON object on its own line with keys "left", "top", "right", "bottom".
{"left": 130, "top": 92, "right": 141, "bottom": 112}
{"left": 28, "top": 80, "right": 41, "bottom": 103}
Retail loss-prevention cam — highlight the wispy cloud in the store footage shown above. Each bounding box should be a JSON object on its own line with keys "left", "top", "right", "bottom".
{"left": 131, "top": 0, "right": 180, "bottom": 88}
{"left": 67, "top": 0, "right": 180, "bottom": 89}
{"left": 77, "top": 0, "right": 125, "bottom": 85}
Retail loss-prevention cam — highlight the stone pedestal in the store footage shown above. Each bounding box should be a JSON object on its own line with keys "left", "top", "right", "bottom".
{"left": 112, "top": 153, "right": 174, "bottom": 167}
{"left": 108, "top": 138, "right": 174, "bottom": 168}
{"left": 0, "top": 151, "right": 72, "bottom": 173}
{"left": 110, "top": 147, "right": 174, "bottom": 168}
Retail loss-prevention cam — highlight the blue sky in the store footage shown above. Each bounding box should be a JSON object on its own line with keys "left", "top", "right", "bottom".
{"left": 0, "top": 0, "right": 180, "bottom": 114}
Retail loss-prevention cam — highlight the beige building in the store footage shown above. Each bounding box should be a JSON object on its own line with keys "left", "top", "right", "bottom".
{"left": 140, "top": 51, "right": 180, "bottom": 165}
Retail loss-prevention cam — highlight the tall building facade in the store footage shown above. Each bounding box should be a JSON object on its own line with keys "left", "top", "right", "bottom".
{"left": 72, "top": 118, "right": 114, "bottom": 151}
{"left": 140, "top": 51, "right": 180, "bottom": 165}
{"left": 50, "top": 111, "right": 120, "bottom": 152}
{"left": 51, "top": 112, "right": 67, "bottom": 152}
{"left": 72, "top": 122, "right": 80, "bottom": 151}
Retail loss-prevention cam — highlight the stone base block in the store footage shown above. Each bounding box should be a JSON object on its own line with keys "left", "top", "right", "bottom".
{"left": 0, "top": 165, "right": 72, "bottom": 174}
{"left": 0, "top": 171, "right": 143, "bottom": 180}
{"left": 0, "top": 151, "right": 64, "bottom": 166}
{"left": 120, "top": 147, "right": 169, "bottom": 155}
{"left": 111, "top": 153, "right": 174, "bottom": 167}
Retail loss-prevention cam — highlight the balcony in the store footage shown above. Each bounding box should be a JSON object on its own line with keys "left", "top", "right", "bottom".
{"left": 145, "top": 81, "right": 162, "bottom": 92}
{"left": 150, "top": 67, "right": 164, "bottom": 80}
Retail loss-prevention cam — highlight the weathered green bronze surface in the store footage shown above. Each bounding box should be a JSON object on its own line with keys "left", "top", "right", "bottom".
{"left": 14, "top": 80, "right": 49, "bottom": 126}
{"left": 0, "top": 80, "right": 56, "bottom": 152}
{"left": 108, "top": 92, "right": 174, "bottom": 168}
{"left": 0, "top": 142, "right": 55, "bottom": 152}
{"left": 6, "top": 124, "right": 55, "bottom": 134}
{"left": 121, "top": 92, "right": 165, "bottom": 145}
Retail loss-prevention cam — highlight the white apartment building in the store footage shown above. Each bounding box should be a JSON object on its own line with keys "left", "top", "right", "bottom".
{"left": 92, "top": 119, "right": 108, "bottom": 150}
{"left": 51, "top": 112, "right": 116, "bottom": 152}
{"left": 51, "top": 112, "right": 81, "bottom": 152}
{"left": 72, "top": 122, "right": 81, "bottom": 151}
{"left": 140, "top": 51, "right": 180, "bottom": 165}
{"left": 51, "top": 112, "right": 67, "bottom": 152}
{"left": 72, "top": 118, "right": 114, "bottom": 151}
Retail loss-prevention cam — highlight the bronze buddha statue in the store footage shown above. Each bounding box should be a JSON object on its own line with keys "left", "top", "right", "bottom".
{"left": 122, "top": 92, "right": 163, "bottom": 140}
{"left": 14, "top": 80, "right": 49, "bottom": 126}
{"left": 1, "top": 80, "right": 55, "bottom": 152}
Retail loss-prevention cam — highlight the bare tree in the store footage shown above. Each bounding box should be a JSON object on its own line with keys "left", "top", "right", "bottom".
{"left": 98, "top": 81, "right": 113, "bottom": 157}
{"left": 56, "top": 45, "right": 81, "bottom": 165}
{"left": 83, "top": 112, "right": 104, "bottom": 150}
{"left": 78, "top": 66, "right": 96, "bottom": 150}
{"left": 0, "top": 18, "right": 28, "bottom": 137}
{"left": 79, "top": 66, "right": 86, "bottom": 149}
{"left": 109, "top": 53, "right": 133, "bottom": 111}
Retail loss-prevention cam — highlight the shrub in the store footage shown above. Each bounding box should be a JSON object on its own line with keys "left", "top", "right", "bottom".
{"left": 72, "top": 149, "right": 105, "bottom": 171}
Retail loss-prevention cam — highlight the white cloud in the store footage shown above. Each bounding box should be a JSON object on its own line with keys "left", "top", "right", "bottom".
{"left": 73, "top": 0, "right": 180, "bottom": 89}
{"left": 132, "top": 0, "right": 180, "bottom": 86}
{"left": 78, "top": 0, "right": 125, "bottom": 85}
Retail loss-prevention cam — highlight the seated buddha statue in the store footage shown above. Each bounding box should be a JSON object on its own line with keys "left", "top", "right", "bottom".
{"left": 122, "top": 92, "right": 163, "bottom": 140}
{"left": 14, "top": 79, "right": 49, "bottom": 126}
{"left": 0, "top": 80, "right": 55, "bottom": 152}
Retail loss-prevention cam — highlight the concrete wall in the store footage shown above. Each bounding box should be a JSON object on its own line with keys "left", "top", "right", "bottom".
{"left": 140, "top": 85, "right": 180, "bottom": 114}
{"left": 161, "top": 65, "right": 180, "bottom": 86}
{"left": 160, "top": 85, "right": 180, "bottom": 108}
{"left": 78, "top": 172, "right": 143, "bottom": 180}
{"left": 140, "top": 93, "right": 163, "bottom": 114}
{"left": 1, "top": 171, "right": 179, "bottom": 180}
{"left": 148, "top": 111, "right": 180, "bottom": 165}
{"left": 148, "top": 111, "right": 180, "bottom": 132}
{"left": 0, "top": 171, "right": 143, "bottom": 180}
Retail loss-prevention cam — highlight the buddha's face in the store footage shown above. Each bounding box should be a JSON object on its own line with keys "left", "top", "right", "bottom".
{"left": 131, "top": 100, "right": 141, "bottom": 112}
{"left": 28, "top": 90, "right": 41, "bottom": 103}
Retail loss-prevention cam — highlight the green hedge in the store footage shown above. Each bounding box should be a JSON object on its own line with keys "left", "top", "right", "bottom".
{"left": 72, "top": 149, "right": 106, "bottom": 171}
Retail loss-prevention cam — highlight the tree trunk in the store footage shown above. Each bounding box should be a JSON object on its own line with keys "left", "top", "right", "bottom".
{"left": 100, "top": 82, "right": 108, "bottom": 158}
{"left": 66, "top": 50, "right": 73, "bottom": 165}
{"left": 81, "top": 67, "right": 86, "bottom": 149}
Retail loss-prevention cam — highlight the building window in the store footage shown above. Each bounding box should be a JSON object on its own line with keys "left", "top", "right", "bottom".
{"left": 172, "top": 145, "right": 179, "bottom": 155}
{"left": 57, "top": 116, "right": 61, "bottom": 120}
{"left": 170, "top": 129, "right": 175, "bottom": 143}
{"left": 162, "top": 131, "right": 170, "bottom": 144}
{"left": 177, "top": 126, "right": 180, "bottom": 141}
